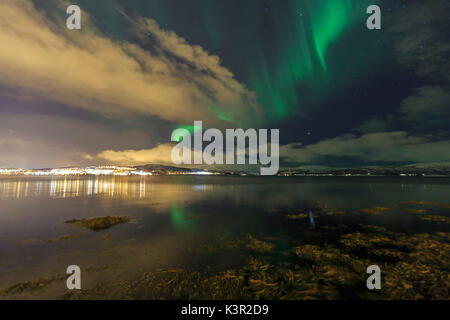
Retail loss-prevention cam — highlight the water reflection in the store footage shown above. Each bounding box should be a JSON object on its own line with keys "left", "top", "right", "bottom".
{"left": 171, "top": 204, "right": 197, "bottom": 231}
{"left": 0, "top": 176, "right": 157, "bottom": 199}
{"left": 1, "top": 178, "right": 449, "bottom": 244}
{"left": 0, "top": 176, "right": 446, "bottom": 212}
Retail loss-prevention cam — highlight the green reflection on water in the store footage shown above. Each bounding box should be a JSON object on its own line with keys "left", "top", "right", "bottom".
{"left": 171, "top": 204, "right": 196, "bottom": 231}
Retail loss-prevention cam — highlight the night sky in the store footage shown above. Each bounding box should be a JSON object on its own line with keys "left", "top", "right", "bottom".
{"left": 0, "top": 0, "right": 449, "bottom": 169}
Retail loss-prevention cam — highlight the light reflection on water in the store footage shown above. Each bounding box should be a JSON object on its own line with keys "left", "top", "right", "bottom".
{"left": 0, "top": 176, "right": 219, "bottom": 200}
{"left": 0, "top": 176, "right": 149, "bottom": 199}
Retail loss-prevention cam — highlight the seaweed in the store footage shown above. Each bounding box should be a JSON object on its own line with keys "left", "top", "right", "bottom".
{"left": 65, "top": 216, "right": 130, "bottom": 231}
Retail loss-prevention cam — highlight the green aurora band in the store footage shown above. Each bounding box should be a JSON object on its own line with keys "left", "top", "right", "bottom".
{"left": 249, "top": 0, "right": 381, "bottom": 120}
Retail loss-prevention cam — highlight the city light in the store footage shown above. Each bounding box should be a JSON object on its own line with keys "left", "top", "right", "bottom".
{"left": 0, "top": 166, "right": 220, "bottom": 176}
{"left": 0, "top": 166, "right": 154, "bottom": 176}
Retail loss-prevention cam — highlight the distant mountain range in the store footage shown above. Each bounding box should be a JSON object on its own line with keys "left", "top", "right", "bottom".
{"left": 135, "top": 163, "right": 450, "bottom": 176}
{"left": 134, "top": 163, "right": 256, "bottom": 175}
{"left": 277, "top": 165, "right": 450, "bottom": 176}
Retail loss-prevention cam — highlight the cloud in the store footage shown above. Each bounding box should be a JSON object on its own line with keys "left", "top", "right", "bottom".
{"left": 97, "top": 144, "right": 175, "bottom": 165}
{"left": 280, "top": 131, "right": 450, "bottom": 166}
{"left": 400, "top": 86, "right": 450, "bottom": 128}
{"left": 391, "top": 0, "right": 450, "bottom": 130}
{"left": 95, "top": 143, "right": 256, "bottom": 166}
{"left": 357, "top": 117, "right": 390, "bottom": 134}
{"left": 0, "top": 0, "right": 261, "bottom": 126}
{"left": 391, "top": 0, "right": 450, "bottom": 81}
{"left": 366, "top": 1, "right": 450, "bottom": 134}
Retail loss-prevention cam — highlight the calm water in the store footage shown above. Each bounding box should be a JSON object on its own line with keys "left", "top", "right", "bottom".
{"left": 0, "top": 176, "right": 449, "bottom": 299}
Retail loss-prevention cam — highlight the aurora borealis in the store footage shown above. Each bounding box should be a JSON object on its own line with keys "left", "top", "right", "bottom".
{"left": 248, "top": 0, "right": 383, "bottom": 120}
{"left": 0, "top": 0, "right": 449, "bottom": 169}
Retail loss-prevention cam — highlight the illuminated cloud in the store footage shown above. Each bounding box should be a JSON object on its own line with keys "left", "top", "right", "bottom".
{"left": 0, "top": 0, "right": 261, "bottom": 126}
{"left": 97, "top": 144, "right": 175, "bottom": 165}
{"left": 95, "top": 143, "right": 237, "bottom": 166}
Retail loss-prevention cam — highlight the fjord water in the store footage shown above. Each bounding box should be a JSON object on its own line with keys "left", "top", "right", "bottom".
{"left": 0, "top": 176, "right": 449, "bottom": 299}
